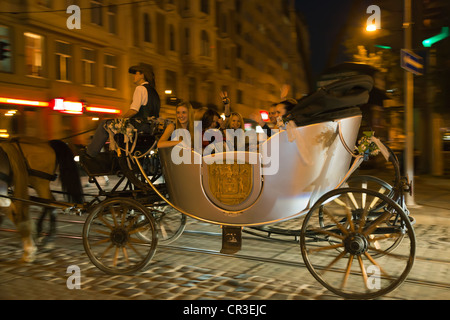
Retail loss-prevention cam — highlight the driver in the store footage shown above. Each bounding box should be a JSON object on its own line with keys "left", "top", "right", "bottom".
{"left": 84, "top": 63, "right": 160, "bottom": 158}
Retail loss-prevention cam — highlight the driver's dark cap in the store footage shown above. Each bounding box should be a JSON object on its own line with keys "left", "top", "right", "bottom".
{"left": 128, "top": 63, "right": 156, "bottom": 87}
{"left": 128, "top": 65, "right": 143, "bottom": 74}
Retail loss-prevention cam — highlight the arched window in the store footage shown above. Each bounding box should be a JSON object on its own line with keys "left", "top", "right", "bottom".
{"left": 144, "top": 13, "right": 151, "bottom": 43}
{"left": 200, "top": 30, "right": 210, "bottom": 57}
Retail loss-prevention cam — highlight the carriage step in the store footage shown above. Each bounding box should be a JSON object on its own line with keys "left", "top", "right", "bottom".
{"left": 220, "top": 226, "right": 242, "bottom": 254}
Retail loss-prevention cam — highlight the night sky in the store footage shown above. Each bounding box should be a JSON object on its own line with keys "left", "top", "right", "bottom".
{"left": 295, "top": 0, "right": 368, "bottom": 79}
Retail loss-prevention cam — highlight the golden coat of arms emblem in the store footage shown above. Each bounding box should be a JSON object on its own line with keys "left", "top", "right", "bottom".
{"left": 207, "top": 163, "right": 253, "bottom": 206}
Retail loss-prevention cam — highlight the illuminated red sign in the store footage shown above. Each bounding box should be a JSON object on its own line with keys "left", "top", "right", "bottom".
{"left": 0, "top": 96, "right": 121, "bottom": 115}
{"left": 50, "top": 98, "right": 83, "bottom": 114}
{"left": 260, "top": 110, "right": 269, "bottom": 122}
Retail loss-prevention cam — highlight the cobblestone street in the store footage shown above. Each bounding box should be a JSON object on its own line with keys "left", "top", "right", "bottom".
{"left": 1, "top": 173, "right": 450, "bottom": 303}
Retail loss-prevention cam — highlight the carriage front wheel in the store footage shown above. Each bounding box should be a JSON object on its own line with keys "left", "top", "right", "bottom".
{"left": 300, "top": 188, "right": 415, "bottom": 299}
{"left": 83, "top": 198, "right": 158, "bottom": 275}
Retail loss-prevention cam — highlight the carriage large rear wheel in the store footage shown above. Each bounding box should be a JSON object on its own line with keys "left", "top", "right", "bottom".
{"left": 300, "top": 188, "right": 415, "bottom": 299}
{"left": 83, "top": 198, "right": 158, "bottom": 275}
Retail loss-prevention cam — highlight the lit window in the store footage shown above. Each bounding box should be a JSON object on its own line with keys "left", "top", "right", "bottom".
{"left": 24, "top": 32, "right": 44, "bottom": 77}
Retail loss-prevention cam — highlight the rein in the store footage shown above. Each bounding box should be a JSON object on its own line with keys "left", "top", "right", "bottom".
{"left": 60, "top": 128, "right": 96, "bottom": 141}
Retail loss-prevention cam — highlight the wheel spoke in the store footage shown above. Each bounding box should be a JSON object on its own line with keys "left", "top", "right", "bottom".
{"left": 126, "top": 241, "right": 144, "bottom": 259}
{"left": 159, "top": 224, "right": 168, "bottom": 239}
{"left": 307, "top": 227, "right": 345, "bottom": 240}
{"left": 113, "top": 247, "right": 119, "bottom": 267}
{"left": 129, "top": 237, "right": 151, "bottom": 245}
{"left": 368, "top": 233, "right": 402, "bottom": 242}
{"left": 364, "top": 251, "right": 393, "bottom": 280}
{"left": 341, "top": 254, "right": 354, "bottom": 290}
{"left": 109, "top": 207, "right": 119, "bottom": 227}
{"left": 347, "top": 192, "right": 359, "bottom": 209}
{"left": 368, "top": 194, "right": 382, "bottom": 210}
{"left": 367, "top": 246, "right": 410, "bottom": 260}
{"left": 100, "top": 243, "right": 114, "bottom": 259}
{"left": 91, "top": 229, "right": 111, "bottom": 236}
{"left": 129, "top": 224, "right": 151, "bottom": 236}
{"left": 122, "top": 247, "right": 130, "bottom": 266}
{"left": 362, "top": 190, "right": 367, "bottom": 209}
{"left": 357, "top": 255, "right": 369, "bottom": 290}
{"left": 323, "top": 208, "right": 349, "bottom": 236}
{"left": 307, "top": 243, "right": 344, "bottom": 253}
{"left": 322, "top": 250, "right": 347, "bottom": 274}
{"left": 90, "top": 237, "right": 111, "bottom": 247}
{"left": 344, "top": 206, "right": 355, "bottom": 232}
{"left": 125, "top": 215, "right": 140, "bottom": 230}
{"left": 120, "top": 207, "right": 128, "bottom": 227}
{"left": 98, "top": 215, "right": 114, "bottom": 230}
{"left": 363, "top": 211, "right": 392, "bottom": 236}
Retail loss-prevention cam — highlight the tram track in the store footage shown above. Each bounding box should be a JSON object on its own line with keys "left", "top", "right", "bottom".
{"left": 1, "top": 224, "right": 450, "bottom": 297}
{"left": 3, "top": 218, "right": 450, "bottom": 267}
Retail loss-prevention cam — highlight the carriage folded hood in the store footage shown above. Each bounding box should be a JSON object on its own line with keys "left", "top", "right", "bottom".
{"left": 286, "top": 75, "right": 373, "bottom": 127}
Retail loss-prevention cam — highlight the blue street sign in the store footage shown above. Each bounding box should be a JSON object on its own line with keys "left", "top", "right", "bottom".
{"left": 401, "top": 49, "right": 424, "bottom": 75}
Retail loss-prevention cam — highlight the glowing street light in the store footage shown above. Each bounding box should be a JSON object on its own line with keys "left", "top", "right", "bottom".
{"left": 366, "top": 24, "right": 377, "bottom": 32}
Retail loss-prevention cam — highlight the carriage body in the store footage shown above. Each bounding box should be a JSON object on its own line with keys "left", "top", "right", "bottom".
{"left": 159, "top": 114, "right": 361, "bottom": 226}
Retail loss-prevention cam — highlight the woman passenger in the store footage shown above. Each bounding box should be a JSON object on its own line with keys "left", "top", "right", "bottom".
{"left": 225, "top": 112, "right": 245, "bottom": 131}
{"left": 224, "top": 112, "right": 247, "bottom": 151}
{"left": 201, "top": 109, "right": 222, "bottom": 149}
{"left": 157, "top": 101, "right": 194, "bottom": 149}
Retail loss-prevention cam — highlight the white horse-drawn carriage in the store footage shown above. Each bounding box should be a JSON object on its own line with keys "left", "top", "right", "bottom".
{"left": 1, "top": 75, "right": 415, "bottom": 299}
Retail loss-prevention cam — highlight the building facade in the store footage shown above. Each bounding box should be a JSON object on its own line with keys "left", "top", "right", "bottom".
{"left": 0, "top": 0, "right": 310, "bottom": 144}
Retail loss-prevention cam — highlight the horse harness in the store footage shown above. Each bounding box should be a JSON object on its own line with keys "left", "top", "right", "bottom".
{"left": 11, "top": 138, "right": 58, "bottom": 182}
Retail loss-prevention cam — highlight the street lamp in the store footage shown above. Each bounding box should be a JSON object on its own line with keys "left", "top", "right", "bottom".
{"left": 366, "top": 24, "right": 377, "bottom": 32}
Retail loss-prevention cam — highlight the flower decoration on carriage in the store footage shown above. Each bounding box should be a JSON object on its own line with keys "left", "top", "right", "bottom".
{"left": 355, "top": 131, "right": 380, "bottom": 159}
{"left": 103, "top": 118, "right": 137, "bottom": 155}
{"left": 106, "top": 118, "right": 135, "bottom": 140}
